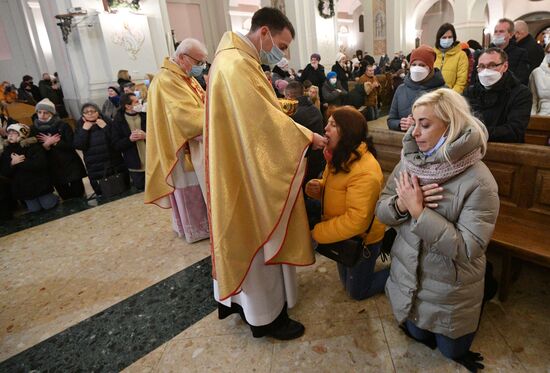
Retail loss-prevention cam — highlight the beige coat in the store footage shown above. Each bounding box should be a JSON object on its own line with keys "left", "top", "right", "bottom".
{"left": 375, "top": 126, "right": 499, "bottom": 338}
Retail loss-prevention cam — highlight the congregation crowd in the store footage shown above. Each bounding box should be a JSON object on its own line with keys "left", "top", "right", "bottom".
{"left": 1, "top": 6, "right": 549, "bottom": 372}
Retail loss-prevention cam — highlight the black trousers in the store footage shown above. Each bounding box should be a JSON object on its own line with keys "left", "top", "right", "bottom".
{"left": 129, "top": 171, "right": 145, "bottom": 191}
{"left": 55, "top": 180, "right": 85, "bottom": 200}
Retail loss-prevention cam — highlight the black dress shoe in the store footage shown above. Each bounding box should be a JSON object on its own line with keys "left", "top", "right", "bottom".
{"left": 265, "top": 318, "right": 305, "bottom": 340}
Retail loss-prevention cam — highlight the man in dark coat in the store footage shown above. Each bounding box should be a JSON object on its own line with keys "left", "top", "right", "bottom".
{"left": 18, "top": 75, "right": 41, "bottom": 105}
{"left": 464, "top": 48, "right": 532, "bottom": 143}
{"left": 472, "top": 18, "right": 530, "bottom": 85}
{"left": 514, "top": 20, "right": 545, "bottom": 74}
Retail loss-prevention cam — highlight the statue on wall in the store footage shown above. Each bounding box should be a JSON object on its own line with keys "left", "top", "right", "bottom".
{"left": 375, "top": 11, "right": 385, "bottom": 39}
{"left": 103, "top": 0, "right": 141, "bottom": 12}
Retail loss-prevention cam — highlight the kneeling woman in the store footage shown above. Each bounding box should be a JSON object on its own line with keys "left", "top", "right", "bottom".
{"left": 375, "top": 88, "right": 499, "bottom": 370}
{"left": 306, "top": 106, "right": 389, "bottom": 300}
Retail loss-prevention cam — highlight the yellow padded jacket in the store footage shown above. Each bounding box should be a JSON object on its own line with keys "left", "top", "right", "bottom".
{"left": 434, "top": 44, "right": 469, "bottom": 94}
{"left": 311, "top": 143, "right": 385, "bottom": 245}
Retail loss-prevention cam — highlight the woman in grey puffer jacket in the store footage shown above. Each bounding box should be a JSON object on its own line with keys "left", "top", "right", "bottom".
{"left": 376, "top": 88, "right": 499, "bottom": 372}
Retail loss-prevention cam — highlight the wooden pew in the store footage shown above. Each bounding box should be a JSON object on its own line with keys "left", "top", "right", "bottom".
{"left": 525, "top": 115, "right": 550, "bottom": 146}
{"left": 368, "top": 117, "right": 550, "bottom": 301}
{"left": 5, "top": 102, "right": 36, "bottom": 126}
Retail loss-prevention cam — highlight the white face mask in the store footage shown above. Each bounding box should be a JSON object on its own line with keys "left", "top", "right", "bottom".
{"left": 410, "top": 66, "right": 430, "bottom": 82}
{"left": 440, "top": 38, "right": 454, "bottom": 49}
{"left": 132, "top": 104, "right": 143, "bottom": 112}
{"left": 329, "top": 78, "right": 337, "bottom": 85}
{"left": 478, "top": 69, "right": 502, "bottom": 87}
{"left": 492, "top": 35, "right": 506, "bottom": 47}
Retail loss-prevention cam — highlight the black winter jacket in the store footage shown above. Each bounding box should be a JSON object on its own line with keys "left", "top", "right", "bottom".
{"left": 516, "top": 34, "right": 545, "bottom": 74}
{"left": 31, "top": 116, "right": 87, "bottom": 184}
{"left": 300, "top": 64, "right": 326, "bottom": 100}
{"left": 1, "top": 142, "right": 54, "bottom": 200}
{"left": 464, "top": 72, "right": 532, "bottom": 143}
{"left": 472, "top": 40, "right": 530, "bottom": 85}
{"left": 331, "top": 63, "right": 350, "bottom": 91}
{"left": 73, "top": 117, "right": 126, "bottom": 179}
{"left": 111, "top": 111, "right": 147, "bottom": 170}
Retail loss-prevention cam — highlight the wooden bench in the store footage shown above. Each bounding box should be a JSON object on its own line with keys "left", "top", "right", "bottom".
{"left": 368, "top": 117, "right": 550, "bottom": 301}
{"left": 525, "top": 115, "right": 550, "bottom": 146}
{"left": 5, "top": 102, "right": 36, "bottom": 126}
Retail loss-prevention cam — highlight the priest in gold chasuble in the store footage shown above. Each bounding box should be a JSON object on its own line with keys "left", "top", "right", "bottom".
{"left": 145, "top": 39, "right": 209, "bottom": 243}
{"left": 206, "top": 8, "right": 327, "bottom": 340}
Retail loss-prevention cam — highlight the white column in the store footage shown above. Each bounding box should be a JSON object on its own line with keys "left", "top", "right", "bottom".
{"left": 285, "top": 0, "right": 319, "bottom": 71}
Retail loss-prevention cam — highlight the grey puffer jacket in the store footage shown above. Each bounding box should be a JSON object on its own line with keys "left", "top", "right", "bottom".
{"left": 387, "top": 69, "right": 446, "bottom": 131}
{"left": 375, "top": 126, "right": 499, "bottom": 338}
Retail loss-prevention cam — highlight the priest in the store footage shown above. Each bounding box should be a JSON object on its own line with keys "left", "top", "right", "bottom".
{"left": 145, "top": 38, "right": 209, "bottom": 243}
{"left": 206, "top": 7, "right": 327, "bottom": 340}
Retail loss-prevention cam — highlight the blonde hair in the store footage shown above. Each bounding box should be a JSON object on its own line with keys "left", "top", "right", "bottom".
{"left": 117, "top": 70, "right": 130, "bottom": 81}
{"left": 412, "top": 88, "right": 488, "bottom": 163}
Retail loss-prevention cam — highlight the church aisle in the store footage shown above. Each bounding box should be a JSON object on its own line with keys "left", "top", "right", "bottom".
{"left": 0, "top": 193, "right": 211, "bottom": 365}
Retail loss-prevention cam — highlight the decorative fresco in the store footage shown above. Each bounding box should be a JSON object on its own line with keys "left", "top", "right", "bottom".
{"left": 373, "top": 0, "right": 387, "bottom": 55}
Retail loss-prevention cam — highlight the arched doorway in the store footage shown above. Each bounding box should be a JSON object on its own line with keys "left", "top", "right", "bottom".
{"left": 517, "top": 12, "right": 550, "bottom": 46}
{"left": 420, "top": 0, "right": 454, "bottom": 46}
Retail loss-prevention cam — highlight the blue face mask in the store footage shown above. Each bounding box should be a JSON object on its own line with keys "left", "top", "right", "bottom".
{"left": 144, "top": 79, "right": 150, "bottom": 87}
{"left": 440, "top": 38, "right": 453, "bottom": 49}
{"left": 423, "top": 135, "right": 447, "bottom": 156}
{"left": 260, "top": 30, "right": 285, "bottom": 65}
{"left": 190, "top": 65, "right": 204, "bottom": 77}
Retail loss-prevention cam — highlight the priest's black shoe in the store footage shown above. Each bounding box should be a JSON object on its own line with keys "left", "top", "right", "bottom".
{"left": 265, "top": 318, "right": 305, "bottom": 340}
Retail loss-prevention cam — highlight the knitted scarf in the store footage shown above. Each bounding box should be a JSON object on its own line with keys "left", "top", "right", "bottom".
{"left": 402, "top": 148, "right": 483, "bottom": 185}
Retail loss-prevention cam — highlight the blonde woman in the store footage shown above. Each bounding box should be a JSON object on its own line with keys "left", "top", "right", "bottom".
{"left": 376, "top": 88, "right": 499, "bottom": 371}
{"left": 308, "top": 85, "right": 321, "bottom": 110}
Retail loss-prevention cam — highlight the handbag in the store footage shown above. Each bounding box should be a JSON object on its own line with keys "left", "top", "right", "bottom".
{"left": 98, "top": 164, "right": 129, "bottom": 198}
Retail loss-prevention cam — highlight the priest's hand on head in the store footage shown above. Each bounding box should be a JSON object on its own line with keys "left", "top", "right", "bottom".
{"left": 312, "top": 133, "right": 328, "bottom": 150}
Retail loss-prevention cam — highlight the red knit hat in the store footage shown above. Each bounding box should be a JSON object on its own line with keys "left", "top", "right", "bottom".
{"left": 410, "top": 45, "right": 436, "bottom": 69}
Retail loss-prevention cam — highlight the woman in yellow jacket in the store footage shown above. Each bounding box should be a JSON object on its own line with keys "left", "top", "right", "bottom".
{"left": 434, "top": 23, "right": 469, "bottom": 94}
{"left": 305, "top": 106, "right": 389, "bottom": 300}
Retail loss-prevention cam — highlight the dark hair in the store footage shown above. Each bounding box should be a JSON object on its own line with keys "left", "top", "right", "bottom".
{"left": 497, "top": 18, "right": 514, "bottom": 33}
{"left": 330, "top": 106, "right": 376, "bottom": 174}
{"left": 285, "top": 81, "right": 303, "bottom": 99}
{"left": 435, "top": 23, "right": 457, "bottom": 49}
{"left": 480, "top": 47, "right": 508, "bottom": 63}
{"left": 120, "top": 93, "right": 136, "bottom": 112}
{"left": 467, "top": 39, "right": 482, "bottom": 50}
{"left": 80, "top": 102, "right": 101, "bottom": 114}
{"left": 250, "top": 7, "right": 295, "bottom": 38}
{"left": 302, "top": 80, "right": 313, "bottom": 89}
{"left": 22, "top": 75, "right": 33, "bottom": 82}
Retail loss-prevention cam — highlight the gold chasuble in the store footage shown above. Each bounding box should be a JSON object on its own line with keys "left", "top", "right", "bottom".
{"left": 145, "top": 57, "right": 205, "bottom": 207}
{"left": 206, "top": 32, "right": 315, "bottom": 301}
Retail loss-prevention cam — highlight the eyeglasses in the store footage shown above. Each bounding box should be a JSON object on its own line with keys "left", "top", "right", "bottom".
{"left": 476, "top": 62, "right": 503, "bottom": 72}
{"left": 184, "top": 53, "right": 206, "bottom": 68}
{"left": 83, "top": 110, "right": 98, "bottom": 114}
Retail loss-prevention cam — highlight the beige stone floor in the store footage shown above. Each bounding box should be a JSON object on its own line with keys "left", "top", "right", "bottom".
{"left": 1, "top": 192, "right": 550, "bottom": 372}
{"left": 124, "top": 254, "right": 550, "bottom": 373}
{"left": 0, "top": 193, "right": 211, "bottom": 361}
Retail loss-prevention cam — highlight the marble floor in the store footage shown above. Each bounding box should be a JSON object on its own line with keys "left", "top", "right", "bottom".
{"left": 1, "top": 193, "right": 549, "bottom": 372}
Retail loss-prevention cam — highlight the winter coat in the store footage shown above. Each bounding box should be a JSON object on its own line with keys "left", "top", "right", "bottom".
{"left": 311, "top": 143, "right": 385, "bottom": 245}
{"left": 101, "top": 98, "right": 120, "bottom": 121}
{"left": 375, "top": 126, "right": 499, "bottom": 339}
{"left": 31, "top": 116, "right": 87, "bottom": 184}
{"left": 322, "top": 80, "right": 348, "bottom": 106}
{"left": 464, "top": 71, "right": 532, "bottom": 143}
{"left": 434, "top": 43, "right": 469, "bottom": 93}
{"left": 291, "top": 96, "right": 325, "bottom": 183}
{"left": 516, "top": 34, "right": 545, "bottom": 75}
{"left": 387, "top": 69, "right": 446, "bottom": 131}
{"left": 331, "top": 63, "right": 350, "bottom": 91}
{"left": 529, "top": 59, "right": 550, "bottom": 115}
{"left": 1, "top": 141, "right": 54, "bottom": 200}
{"left": 73, "top": 117, "right": 126, "bottom": 180}
{"left": 357, "top": 74, "right": 380, "bottom": 107}
{"left": 300, "top": 64, "right": 326, "bottom": 100}
{"left": 111, "top": 111, "right": 147, "bottom": 170}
